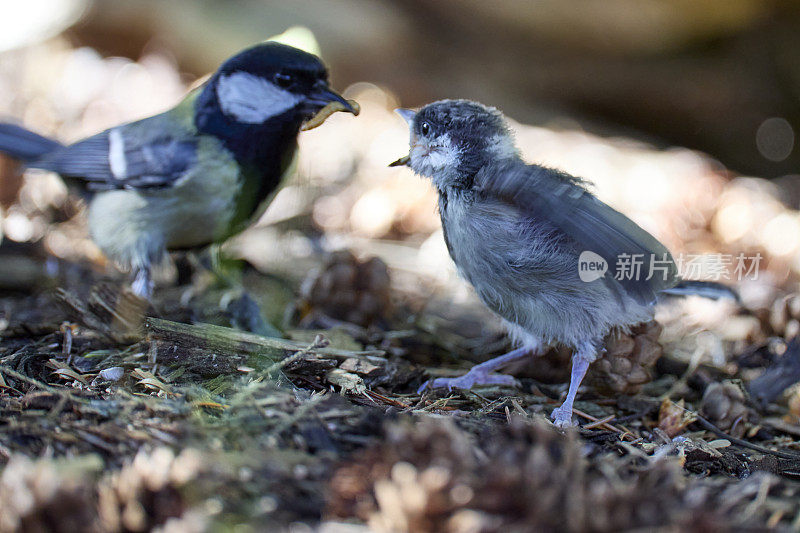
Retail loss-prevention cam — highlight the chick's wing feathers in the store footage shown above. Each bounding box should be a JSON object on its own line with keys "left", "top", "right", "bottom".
{"left": 31, "top": 115, "right": 198, "bottom": 191}
{"left": 474, "top": 161, "right": 679, "bottom": 305}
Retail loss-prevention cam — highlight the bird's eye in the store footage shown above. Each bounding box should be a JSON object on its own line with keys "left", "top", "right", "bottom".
{"left": 420, "top": 122, "right": 430, "bottom": 136}
{"left": 274, "top": 73, "right": 293, "bottom": 88}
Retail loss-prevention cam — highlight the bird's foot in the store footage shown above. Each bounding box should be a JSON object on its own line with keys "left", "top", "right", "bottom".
{"left": 225, "top": 292, "right": 281, "bottom": 337}
{"left": 550, "top": 404, "right": 577, "bottom": 428}
{"left": 418, "top": 369, "right": 519, "bottom": 394}
{"left": 418, "top": 347, "right": 532, "bottom": 394}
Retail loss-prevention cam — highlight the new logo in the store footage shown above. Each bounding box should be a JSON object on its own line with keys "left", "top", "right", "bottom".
{"left": 578, "top": 251, "right": 608, "bottom": 282}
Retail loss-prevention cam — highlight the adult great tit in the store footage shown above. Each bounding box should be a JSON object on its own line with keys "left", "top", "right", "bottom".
{"left": 0, "top": 42, "right": 357, "bottom": 298}
{"left": 392, "top": 99, "right": 737, "bottom": 427}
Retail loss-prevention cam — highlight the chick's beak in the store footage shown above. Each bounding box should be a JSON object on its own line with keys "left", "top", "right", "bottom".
{"left": 305, "top": 81, "right": 357, "bottom": 114}
{"left": 389, "top": 129, "right": 416, "bottom": 167}
{"left": 389, "top": 155, "right": 410, "bottom": 167}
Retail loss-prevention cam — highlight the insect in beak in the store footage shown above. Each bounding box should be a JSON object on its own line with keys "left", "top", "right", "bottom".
{"left": 301, "top": 99, "right": 360, "bottom": 131}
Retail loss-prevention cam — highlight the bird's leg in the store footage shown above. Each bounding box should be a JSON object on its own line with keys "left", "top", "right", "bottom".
{"left": 551, "top": 341, "right": 597, "bottom": 428}
{"left": 224, "top": 291, "right": 282, "bottom": 337}
{"left": 131, "top": 266, "right": 153, "bottom": 300}
{"left": 201, "top": 245, "right": 281, "bottom": 336}
{"left": 419, "top": 346, "right": 533, "bottom": 394}
{"left": 206, "top": 243, "right": 241, "bottom": 287}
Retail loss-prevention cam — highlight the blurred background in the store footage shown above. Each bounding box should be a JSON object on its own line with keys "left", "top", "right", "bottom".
{"left": 2, "top": 0, "right": 800, "bottom": 359}
{"left": 6, "top": 3, "right": 800, "bottom": 529}
{"left": 5, "top": 0, "right": 800, "bottom": 177}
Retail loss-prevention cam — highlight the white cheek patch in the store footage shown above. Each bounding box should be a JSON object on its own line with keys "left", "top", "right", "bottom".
{"left": 410, "top": 133, "right": 461, "bottom": 177}
{"left": 426, "top": 144, "right": 460, "bottom": 170}
{"left": 216, "top": 72, "right": 301, "bottom": 124}
{"left": 108, "top": 128, "right": 127, "bottom": 179}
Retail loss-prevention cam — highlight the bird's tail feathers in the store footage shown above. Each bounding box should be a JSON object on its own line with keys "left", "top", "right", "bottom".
{"left": 659, "top": 280, "right": 740, "bottom": 302}
{"left": 0, "top": 122, "right": 62, "bottom": 162}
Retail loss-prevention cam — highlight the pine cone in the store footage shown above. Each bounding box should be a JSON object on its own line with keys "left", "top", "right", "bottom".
{"left": 788, "top": 389, "right": 800, "bottom": 420}
{"left": 700, "top": 381, "right": 749, "bottom": 438}
{"left": 514, "top": 321, "right": 663, "bottom": 394}
{"left": 513, "top": 345, "right": 572, "bottom": 383}
{"left": 328, "top": 417, "right": 735, "bottom": 532}
{"left": 328, "top": 417, "right": 585, "bottom": 532}
{"left": 0, "top": 454, "right": 98, "bottom": 533}
{"left": 769, "top": 293, "right": 800, "bottom": 340}
{"left": 588, "top": 321, "right": 663, "bottom": 395}
{"left": 97, "top": 448, "right": 204, "bottom": 532}
{"left": 658, "top": 398, "right": 694, "bottom": 438}
{"left": 300, "top": 250, "right": 392, "bottom": 327}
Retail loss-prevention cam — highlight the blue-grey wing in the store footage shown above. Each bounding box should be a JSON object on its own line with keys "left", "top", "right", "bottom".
{"left": 475, "top": 160, "right": 679, "bottom": 306}
{"left": 32, "top": 127, "right": 197, "bottom": 191}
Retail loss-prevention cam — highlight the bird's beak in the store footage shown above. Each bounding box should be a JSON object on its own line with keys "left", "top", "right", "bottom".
{"left": 389, "top": 155, "right": 410, "bottom": 167}
{"left": 305, "top": 81, "right": 357, "bottom": 114}
{"left": 300, "top": 81, "right": 359, "bottom": 131}
{"left": 395, "top": 108, "right": 416, "bottom": 126}
{"left": 389, "top": 108, "right": 416, "bottom": 167}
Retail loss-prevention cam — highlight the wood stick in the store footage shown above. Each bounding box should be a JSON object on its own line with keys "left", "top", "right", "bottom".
{"left": 144, "top": 317, "right": 385, "bottom": 361}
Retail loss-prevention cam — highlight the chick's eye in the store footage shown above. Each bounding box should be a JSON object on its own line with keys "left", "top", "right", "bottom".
{"left": 274, "top": 73, "right": 293, "bottom": 88}
{"left": 420, "top": 122, "right": 430, "bottom": 136}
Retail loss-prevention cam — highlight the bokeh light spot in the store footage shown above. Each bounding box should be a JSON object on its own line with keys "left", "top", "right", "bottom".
{"left": 756, "top": 117, "right": 794, "bottom": 162}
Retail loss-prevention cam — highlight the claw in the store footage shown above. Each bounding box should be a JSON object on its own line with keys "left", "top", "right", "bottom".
{"left": 417, "top": 371, "right": 519, "bottom": 394}
{"left": 417, "top": 380, "right": 432, "bottom": 395}
{"left": 551, "top": 405, "right": 577, "bottom": 428}
{"left": 418, "top": 347, "right": 530, "bottom": 395}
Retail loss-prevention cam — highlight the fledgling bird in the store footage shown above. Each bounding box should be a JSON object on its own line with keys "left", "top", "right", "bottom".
{"left": 391, "top": 99, "right": 735, "bottom": 427}
{"left": 0, "top": 42, "right": 357, "bottom": 298}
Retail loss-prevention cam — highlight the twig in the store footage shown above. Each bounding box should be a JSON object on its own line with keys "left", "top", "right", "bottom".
{"left": 74, "top": 428, "right": 117, "bottom": 454}
{"left": 46, "top": 394, "right": 69, "bottom": 420}
{"left": 267, "top": 391, "right": 328, "bottom": 438}
{"left": 60, "top": 322, "right": 74, "bottom": 364}
{"left": 584, "top": 414, "right": 616, "bottom": 429}
{"left": 265, "top": 334, "right": 329, "bottom": 375}
{"left": 661, "top": 345, "right": 707, "bottom": 401}
{"left": 0, "top": 364, "right": 89, "bottom": 404}
{"left": 572, "top": 407, "right": 622, "bottom": 433}
{"left": 228, "top": 336, "right": 331, "bottom": 409}
{"left": 613, "top": 404, "right": 658, "bottom": 424}
{"left": 418, "top": 396, "right": 457, "bottom": 412}
{"left": 145, "top": 317, "right": 384, "bottom": 360}
{"left": 363, "top": 389, "right": 410, "bottom": 409}
{"left": 693, "top": 412, "right": 800, "bottom": 460}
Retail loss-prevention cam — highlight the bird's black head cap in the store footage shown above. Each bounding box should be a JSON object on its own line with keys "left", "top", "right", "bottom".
{"left": 195, "top": 41, "right": 353, "bottom": 171}
{"left": 217, "top": 42, "right": 328, "bottom": 93}
{"left": 395, "top": 100, "right": 517, "bottom": 188}
{"left": 413, "top": 100, "right": 508, "bottom": 146}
